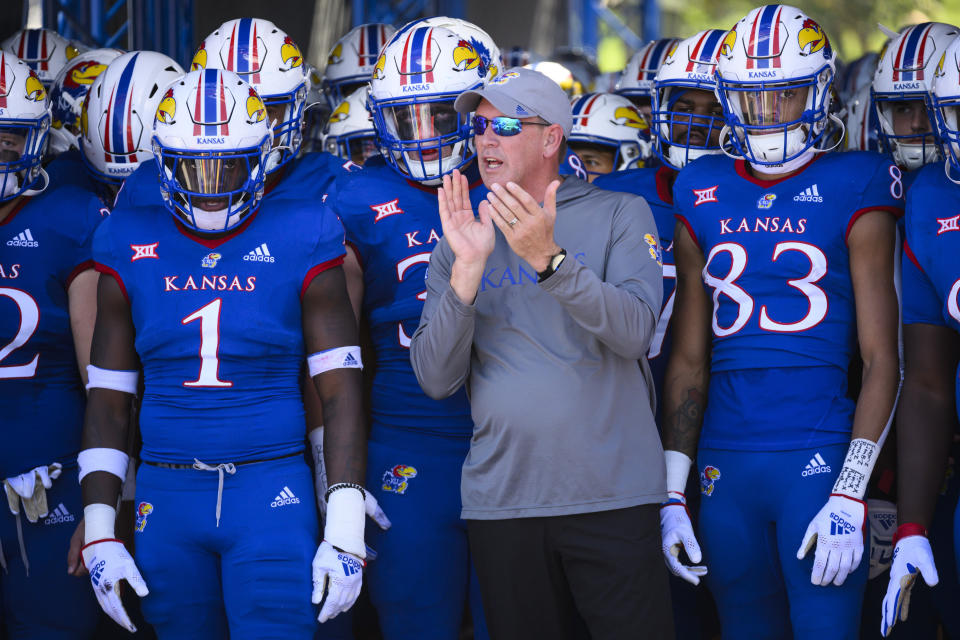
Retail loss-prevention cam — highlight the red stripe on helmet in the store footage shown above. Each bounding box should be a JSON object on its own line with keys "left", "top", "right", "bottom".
{"left": 227, "top": 23, "right": 237, "bottom": 71}
{"left": 40, "top": 30, "right": 48, "bottom": 71}
{"left": 103, "top": 86, "right": 115, "bottom": 160}
{"left": 194, "top": 77, "right": 203, "bottom": 136}
{"left": 219, "top": 74, "right": 229, "bottom": 135}
{"left": 772, "top": 7, "right": 782, "bottom": 68}
{"left": 893, "top": 28, "right": 911, "bottom": 82}
{"left": 252, "top": 23, "right": 260, "bottom": 85}
{"left": 686, "top": 31, "right": 709, "bottom": 72}
{"left": 425, "top": 28, "right": 434, "bottom": 83}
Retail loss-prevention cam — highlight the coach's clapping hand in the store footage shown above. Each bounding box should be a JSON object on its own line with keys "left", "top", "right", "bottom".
{"left": 438, "top": 169, "right": 495, "bottom": 304}
{"left": 484, "top": 179, "right": 562, "bottom": 274}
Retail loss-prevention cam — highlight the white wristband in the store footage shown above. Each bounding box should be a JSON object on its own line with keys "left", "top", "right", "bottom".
{"left": 308, "top": 346, "right": 362, "bottom": 377}
{"left": 78, "top": 448, "right": 130, "bottom": 484}
{"left": 832, "top": 438, "right": 878, "bottom": 500}
{"left": 664, "top": 450, "right": 693, "bottom": 500}
{"left": 85, "top": 365, "right": 139, "bottom": 394}
{"left": 323, "top": 487, "right": 366, "bottom": 559}
{"left": 83, "top": 503, "right": 117, "bottom": 544}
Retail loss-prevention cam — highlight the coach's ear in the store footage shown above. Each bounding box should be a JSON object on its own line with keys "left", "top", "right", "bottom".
{"left": 542, "top": 125, "right": 564, "bottom": 161}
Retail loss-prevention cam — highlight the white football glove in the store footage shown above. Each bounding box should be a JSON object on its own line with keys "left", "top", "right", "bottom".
{"left": 4, "top": 463, "right": 62, "bottom": 523}
{"left": 82, "top": 539, "right": 149, "bottom": 632}
{"left": 797, "top": 493, "right": 866, "bottom": 586}
{"left": 660, "top": 500, "right": 708, "bottom": 585}
{"left": 312, "top": 540, "right": 365, "bottom": 622}
{"left": 868, "top": 499, "right": 897, "bottom": 579}
{"left": 881, "top": 532, "right": 938, "bottom": 637}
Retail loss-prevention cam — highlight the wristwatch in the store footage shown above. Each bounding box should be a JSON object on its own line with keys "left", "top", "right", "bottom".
{"left": 537, "top": 248, "right": 567, "bottom": 283}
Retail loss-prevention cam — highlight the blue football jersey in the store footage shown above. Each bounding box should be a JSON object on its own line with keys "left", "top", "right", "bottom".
{"left": 93, "top": 200, "right": 345, "bottom": 464}
{"left": 674, "top": 152, "right": 904, "bottom": 449}
{"left": 113, "top": 151, "right": 355, "bottom": 210}
{"left": 329, "top": 157, "right": 485, "bottom": 437}
{"left": 593, "top": 165, "right": 676, "bottom": 417}
{"left": 0, "top": 168, "right": 107, "bottom": 476}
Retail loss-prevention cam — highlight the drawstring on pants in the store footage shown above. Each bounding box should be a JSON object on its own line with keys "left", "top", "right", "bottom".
{"left": 192, "top": 459, "right": 236, "bottom": 527}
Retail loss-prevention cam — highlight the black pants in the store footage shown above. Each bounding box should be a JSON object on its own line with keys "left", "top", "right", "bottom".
{"left": 467, "top": 504, "right": 674, "bottom": 640}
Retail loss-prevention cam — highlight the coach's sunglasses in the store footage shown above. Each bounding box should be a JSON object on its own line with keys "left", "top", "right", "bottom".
{"left": 473, "top": 114, "right": 549, "bottom": 137}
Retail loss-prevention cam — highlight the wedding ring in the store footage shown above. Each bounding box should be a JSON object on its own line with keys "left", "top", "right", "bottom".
{"left": 508, "top": 217, "right": 519, "bottom": 226}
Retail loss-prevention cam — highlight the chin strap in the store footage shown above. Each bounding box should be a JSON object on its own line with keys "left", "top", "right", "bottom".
{"left": 20, "top": 168, "right": 49, "bottom": 197}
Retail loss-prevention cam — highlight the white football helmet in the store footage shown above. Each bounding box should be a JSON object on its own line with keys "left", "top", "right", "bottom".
{"left": 716, "top": 5, "right": 837, "bottom": 170}
{"left": 929, "top": 36, "right": 960, "bottom": 182}
{"left": 616, "top": 38, "right": 680, "bottom": 108}
{"left": 872, "top": 22, "right": 959, "bottom": 170}
{"left": 569, "top": 92, "right": 650, "bottom": 175}
{"left": 368, "top": 20, "right": 500, "bottom": 183}
{"left": 324, "top": 23, "right": 396, "bottom": 108}
{"left": 845, "top": 82, "right": 879, "bottom": 151}
{"left": 79, "top": 51, "right": 184, "bottom": 186}
{"left": 524, "top": 60, "right": 586, "bottom": 98}
{"left": 190, "top": 18, "right": 308, "bottom": 173}
{"left": 47, "top": 48, "right": 123, "bottom": 155}
{"left": 651, "top": 30, "right": 727, "bottom": 169}
{"left": 321, "top": 86, "right": 376, "bottom": 165}
{"left": 1, "top": 29, "right": 89, "bottom": 88}
{"left": 152, "top": 69, "right": 272, "bottom": 233}
{"left": 0, "top": 52, "right": 51, "bottom": 201}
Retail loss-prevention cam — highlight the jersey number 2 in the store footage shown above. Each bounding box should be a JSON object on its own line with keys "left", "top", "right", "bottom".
{"left": 0, "top": 287, "right": 40, "bottom": 379}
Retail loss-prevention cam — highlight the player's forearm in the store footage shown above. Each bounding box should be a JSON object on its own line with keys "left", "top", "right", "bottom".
{"left": 80, "top": 389, "right": 132, "bottom": 507}
{"left": 850, "top": 351, "right": 900, "bottom": 444}
{"left": 662, "top": 365, "right": 709, "bottom": 459}
{"left": 313, "top": 370, "right": 365, "bottom": 486}
{"left": 896, "top": 377, "right": 955, "bottom": 528}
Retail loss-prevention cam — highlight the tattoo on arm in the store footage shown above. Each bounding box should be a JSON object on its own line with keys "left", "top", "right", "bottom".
{"left": 664, "top": 387, "right": 705, "bottom": 456}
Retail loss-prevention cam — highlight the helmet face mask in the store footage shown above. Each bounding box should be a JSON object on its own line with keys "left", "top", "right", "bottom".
{"left": 0, "top": 53, "right": 52, "bottom": 201}
{"left": 321, "top": 86, "right": 376, "bottom": 165}
{"left": 929, "top": 37, "right": 960, "bottom": 182}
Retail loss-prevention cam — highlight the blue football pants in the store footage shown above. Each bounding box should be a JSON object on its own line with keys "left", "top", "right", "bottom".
{"left": 697, "top": 444, "right": 868, "bottom": 640}
{"left": 134, "top": 455, "right": 322, "bottom": 639}
{"left": 364, "top": 428, "right": 488, "bottom": 640}
{"left": 0, "top": 462, "right": 99, "bottom": 639}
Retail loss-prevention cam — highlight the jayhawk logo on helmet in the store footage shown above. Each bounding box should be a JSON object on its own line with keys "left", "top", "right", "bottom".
{"left": 452, "top": 38, "right": 496, "bottom": 78}
{"left": 24, "top": 70, "right": 45, "bottom": 102}
{"left": 246, "top": 87, "right": 266, "bottom": 124}
{"left": 327, "top": 43, "right": 343, "bottom": 67}
{"left": 65, "top": 61, "right": 106, "bottom": 89}
{"left": 79, "top": 93, "right": 89, "bottom": 136}
{"left": 280, "top": 36, "right": 303, "bottom": 70}
{"left": 613, "top": 105, "right": 649, "bottom": 132}
{"left": 65, "top": 44, "right": 80, "bottom": 61}
{"left": 719, "top": 29, "right": 737, "bottom": 58}
{"left": 935, "top": 52, "right": 947, "bottom": 78}
{"left": 191, "top": 41, "right": 207, "bottom": 71}
{"left": 798, "top": 19, "right": 831, "bottom": 58}
{"left": 329, "top": 100, "right": 350, "bottom": 124}
{"left": 156, "top": 87, "right": 176, "bottom": 124}
{"left": 372, "top": 53, "right": 386, "bottom": 80}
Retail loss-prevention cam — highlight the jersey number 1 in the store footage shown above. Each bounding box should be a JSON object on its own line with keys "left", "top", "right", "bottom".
{"left": 182, "top": 299, "right": 233, "bottom": 387}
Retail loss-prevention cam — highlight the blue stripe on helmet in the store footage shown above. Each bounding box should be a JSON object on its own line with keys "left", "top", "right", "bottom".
{"left": 204, "top": 68, "right": 219, "bottom": 136}
{"left": 756, "top": 4, "right": 779, "bottom": 69}
{"left": 701, "top": 30, "right": 725, "bottom": 62}
{"left": 646, "top": 39, "right": 672, "bottom": 80}
{"left": 900, "top": 26, "right": 925, "bottom": 82}
{"left": 409, "top": 27, "right": 427, "bottom": 84}
{"left": 236, "top": 18, "right": 252, "bottom": 74}
{"left": 110, "top": 52, "right": 140, "bottom": 159}
{"left": 365, "top": 24, "right": 379, "bottom": 65}
{"left": 26, "top": 30, "right": 40, "bottom": 63}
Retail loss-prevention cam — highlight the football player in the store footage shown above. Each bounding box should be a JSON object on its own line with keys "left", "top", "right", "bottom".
{"left": 321, "top": 86, "right": 378, "bottom": 166}
{"left": 78, "top": 68, "right": 367, "bottom": 636}
{"left": 324, "top": 17, "right": 497, "bottom": 639}
{"left": 0, "top": 52, "right": 104, "bottom": 639}
{"left": 1, "top": 28, "right": 89, "bottom": 89}
{"left": 322, "top": 23, "right": 396, "bottom": 109}
{"left": 568, "top": 92, "right": 651, "bottom": 180}
{"left": 46, "top": 47, "right": 122, "bottom": 156}
{"left": 663, "top": 6, "right": 902, "bottom": 638}
{"left": 881, "top": 33, "right": 960, "bottom": 637}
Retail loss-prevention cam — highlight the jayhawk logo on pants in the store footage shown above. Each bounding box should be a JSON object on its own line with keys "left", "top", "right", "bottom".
{"left": 246, "top": 87, "right": 266, "bottom": 124}
{"left": 156, "top": 88, "right": 176, "bottom": 124}
{"left": 135, "top": 502, "right": 153, "bottom": 532}
{"left": 700, "top": 465, "right": 721, "bottom": 496}
{"left": 382, "top": 464, "right": 418, "bottom": 495}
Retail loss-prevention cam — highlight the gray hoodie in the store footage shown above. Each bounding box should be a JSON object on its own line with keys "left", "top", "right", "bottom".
{"left": 410, "top": 177, "right": 666, "bottom": 519}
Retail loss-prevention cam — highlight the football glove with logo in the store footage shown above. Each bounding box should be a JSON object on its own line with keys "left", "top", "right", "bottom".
{"left": 81, "top": 539, "right": 149, "bottom": 632}
{"left": 881, "top": 526, "right": 938, "bottom": 637}
{"left": 797, "top": 493, "right": 866, "bottom": 585}
{"left": 312, "top": 540, "right": 365, "bottom": 622}
{"left": 868, "top": 498, "right": 897, "bottom": 579}
{"left": 4, "top": 463, "right": 62, "bottom": 522}
{"left": 660, "top": 450, "right": 707, "bottom": 585}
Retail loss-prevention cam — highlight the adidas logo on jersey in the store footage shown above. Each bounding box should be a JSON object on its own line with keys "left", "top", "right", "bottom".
{"left": 793, "top": 185, "right": 823, "bottom": 203}
{"left": 243, "top": 243, "right": 274, "bottom": 263}
{"left": 43, "top": 503, "right": 75, "bottom": 525}
{"left": 802, "top": 453, "right": 831, "bottom": 477}
{"left": 7, "top": 229, "right": 37, "bottom": 247}
{"left": 270, "top": 486, "right": 300, "bottom": 508}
